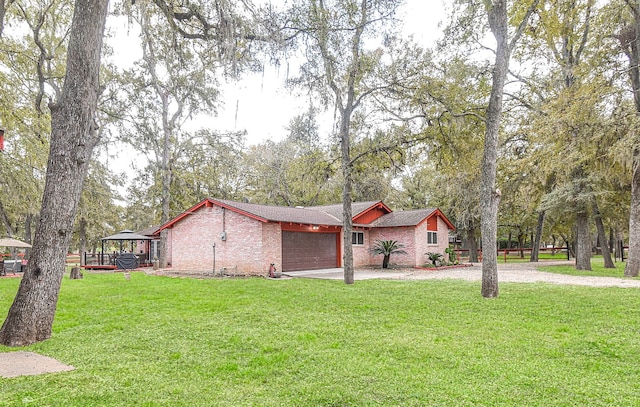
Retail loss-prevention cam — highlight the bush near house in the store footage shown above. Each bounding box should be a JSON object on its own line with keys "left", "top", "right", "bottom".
{"left": 370, "top": 239, "right": 407, "bottom": 268}
{"left": 426, "top": 251, "right": 445, "bottom": 266}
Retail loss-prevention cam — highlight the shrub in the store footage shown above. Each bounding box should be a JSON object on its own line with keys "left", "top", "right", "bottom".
{"left": 426, "top": 252, "right": 444, "bottom": 266}
{"left": 370, "top": 239, "right": 408, "bottom": 269}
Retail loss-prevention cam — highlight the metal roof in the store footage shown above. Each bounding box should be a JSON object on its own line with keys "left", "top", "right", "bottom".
{"left": 0, "top": 237, "right": 32, "bottom": 248}
{"left": 101, "top": 230, "right": 152, "bottom": 241}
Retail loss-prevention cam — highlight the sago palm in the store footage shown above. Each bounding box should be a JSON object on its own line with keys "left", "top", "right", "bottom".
{"left": 370, "top": 239, "right": 407, "bottom": 269}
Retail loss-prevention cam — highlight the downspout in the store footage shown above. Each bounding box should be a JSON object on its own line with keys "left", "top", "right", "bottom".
{"left": 221, "top": 207, "right": 227, "bottom": 241}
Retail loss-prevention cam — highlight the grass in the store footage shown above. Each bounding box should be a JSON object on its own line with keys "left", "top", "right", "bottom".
{"left": 492, "top": 251, "right": 569, "bottom": 263}
{"left": 539, "top": 257, "right": 629, "bottom": 278}
{"left": 1, "top": 272, "right": 640, "bottom": 406}
{"left": 457, "top": 251, "right": 569, "bottom": 264}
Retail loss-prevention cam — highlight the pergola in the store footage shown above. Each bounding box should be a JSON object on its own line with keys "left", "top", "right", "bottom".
{"left": 87, "top": 229, "right": 154, "bottom": 270}
{"left": 101, "top": 229, "right": 152, "bottom": 254}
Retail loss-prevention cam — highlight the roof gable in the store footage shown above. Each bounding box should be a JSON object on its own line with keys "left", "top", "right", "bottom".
{"left": 371, "top": 208, "right": 455, "bottom": 230}
{"left": 137, "top": 225, "right": 161, "bottom": 237}
{"left": 308, "top": 201, "right": 386, "bottom": 220}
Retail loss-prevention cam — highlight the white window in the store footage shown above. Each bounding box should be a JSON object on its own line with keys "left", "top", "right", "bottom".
{"left": 427, "top": 231, "right": 438, "bottom": 245}
{"left": 352, "top": 231, "right": 364, "bottom": 245}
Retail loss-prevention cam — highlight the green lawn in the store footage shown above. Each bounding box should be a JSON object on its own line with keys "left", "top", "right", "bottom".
{"left": 1, "top": 272, "right": 640, "bottom": 406}
{"left": 539, "top": 258, "right": 629, "bottom": 278}
{"left": 491, "top": 251, "right": 569, "bottom": 263}
{"left": 459, "top": 251, "right": 569, "bottom": 264}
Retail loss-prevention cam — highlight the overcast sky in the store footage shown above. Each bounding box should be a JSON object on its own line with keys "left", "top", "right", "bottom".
{"left": 104, "top": 1, "right": 446, "bottom": 184}
{"left": 210, "top": 0, "right": 447, "bottom": 145}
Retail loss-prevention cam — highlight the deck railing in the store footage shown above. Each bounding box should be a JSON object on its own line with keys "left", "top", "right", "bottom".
{"left": 84, "top": 252, "right": 151, "bottom": 268}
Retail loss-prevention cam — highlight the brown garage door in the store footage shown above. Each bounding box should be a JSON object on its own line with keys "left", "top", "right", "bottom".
{"left": 282, "top": 231, "right": 339, "bottom": 272}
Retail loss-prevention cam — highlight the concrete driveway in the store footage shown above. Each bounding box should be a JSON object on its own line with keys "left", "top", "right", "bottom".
{"left": 283, "top": 268, "right": 415, "bottom": 280}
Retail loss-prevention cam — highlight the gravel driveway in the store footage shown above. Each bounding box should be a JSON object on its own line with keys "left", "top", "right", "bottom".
{"left": 386, "top": 260, "right": 640, "bottom": 288}
{"left": 287, "top": 261, "right": 640, "bottom": 288}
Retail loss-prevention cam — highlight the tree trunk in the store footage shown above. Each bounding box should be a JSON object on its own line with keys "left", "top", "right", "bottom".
{"left": 560, "top": 233, "right": 575, "bottom": 258}
{"left": 23, "top": 213, "right": 32, "bottom": 260}
{"left": 0, "top": 199, "right": 13, "bottom": 237}
{"left": 609, "top": 227, "right": 615, "bottom": 261}
{"left": 518, "top": 230, "right": 524, "bottom": 258}
{"left": 79, "top": 216, "right": 87, "bottom": 266}
{"left": 592, "top": 199, "right": 614, "bottom": 268}
{"left": 530, "top": 210, "right": 545, "bottom": 262}
{"left": 619, "top": 3, "right": 640, "bottom": 276}
{"left": 341, "top": 112, "right": 354, "bottom": 285}
{"left": 627, "top": 147, "right": 640, "bottom": 276}
{"left": 481, "top": 0, "right": 510, "bottom": 298}
{"left": 0, "top": 0, "right": 108, "bottom": 347}
{"left": 467, "top": 226, "right": 479, "bottom": 262}
{"left": 382, "top": 254, "right": 389, "bottom": 269}
{"left": 157, "top": 119, "right": 171, "bottom": 269}
{"left": 575, "top": 208, "right": 592, "bottom": 270}
{"left": 69, "top": 266, "right": 83, "bottom": 279}
{"left": 159, "top": 229, "right": 169, "bottom": 269}
{"left": 144, "top": 22, "right": 174, "bottom": 270}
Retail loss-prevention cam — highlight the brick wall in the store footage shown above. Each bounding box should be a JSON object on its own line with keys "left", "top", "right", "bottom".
{"left": 166, "top": 203, "right": 453, "bottom": 273}
{"left": 369, "top": 227, "right": 416, "bottom": 267}
{"left": 436, "top": 216, "right": 451, "bottom": 259}
{"left": 352, "top": 229, "right": 371, "bottom": 267}
{"left": 416, "top": 216, "right": 451, "bottom": 266}
{"left": 262, "top": 222, "right": 282, "bottom": 275}
{"left": 170, "top": 206, "right": 267, "bottom": 275}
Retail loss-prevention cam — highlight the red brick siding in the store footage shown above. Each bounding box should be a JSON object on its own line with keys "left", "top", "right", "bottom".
{"left": 417, "top": 216, "right": 450, "bottom": 265}
{"left": 414, "top": 222, "right": 429, "bottom": 266}
{"left": 368, "top": 227, "right": 416, "bottom": 267}
{"left": 170, "top": 206, "right": 267, "bottom": 274}
{"left": 352, "top": 229, "right": 371, "bottom": 267}
{"left": 262, "top": 222, "right": 282, "bottom": 274}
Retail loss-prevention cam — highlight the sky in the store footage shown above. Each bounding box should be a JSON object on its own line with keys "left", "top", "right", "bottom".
{"left": 209, "top": 0, "right": 447, "bottom": 145}
{"left": 104, "top": 0, "right": 447, "bottom": 182}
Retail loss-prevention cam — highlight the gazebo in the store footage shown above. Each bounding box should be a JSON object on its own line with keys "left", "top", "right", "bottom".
{"left": 84, "top": 230, "right": 152, "bottom": 270}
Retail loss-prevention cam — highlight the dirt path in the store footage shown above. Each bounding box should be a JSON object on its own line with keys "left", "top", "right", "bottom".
{"left": 0, "top": 351, "right": 74, "bottom": 378}
{"left": 394, "top": 260, "right": 640, "bottom": 288}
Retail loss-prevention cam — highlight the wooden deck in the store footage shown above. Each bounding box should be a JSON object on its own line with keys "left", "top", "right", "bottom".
{"left": 83, "top": 264, "right": 118, "bottom": 270}
{"left": 83, "top": 252, "right": 153, "bottom": 270}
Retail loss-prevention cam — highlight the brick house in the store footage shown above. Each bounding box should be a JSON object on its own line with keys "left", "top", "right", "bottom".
{"left": 156, "top": 198, "right": 455, "bottom": 275}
